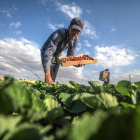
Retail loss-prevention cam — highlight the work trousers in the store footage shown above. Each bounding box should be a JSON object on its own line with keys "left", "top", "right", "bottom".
{"left": 50, "top": 57, "right": 60, "bottom": 82}
{"left": 102, "top": 81, "right": 109, "bottom": 87}
{"left": 41, "top": 55, "right": 60, "bottom": 82}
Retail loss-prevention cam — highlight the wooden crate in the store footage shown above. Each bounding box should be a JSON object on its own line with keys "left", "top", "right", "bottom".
{"left": 58, "top": 55, "right": 97, "bottom": 67}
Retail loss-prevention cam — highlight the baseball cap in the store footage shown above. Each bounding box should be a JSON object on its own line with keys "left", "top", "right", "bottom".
{"left": 70, "top": 17, "right": 84, "bottom": 32}
{"left": 106, "top": 69, "right": 109, "bottom": 71}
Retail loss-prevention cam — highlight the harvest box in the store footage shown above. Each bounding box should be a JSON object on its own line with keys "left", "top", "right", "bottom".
{"left": 58, "top": 55, "right": 97, "bottom": 67}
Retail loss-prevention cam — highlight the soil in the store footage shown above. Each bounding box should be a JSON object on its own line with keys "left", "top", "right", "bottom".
{"left": 0, "top": 77, "right": 36, "bottom": 83}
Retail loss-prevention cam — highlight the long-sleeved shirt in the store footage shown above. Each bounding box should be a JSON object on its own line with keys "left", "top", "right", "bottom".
{"left": 40, "top": 28, "right": 78, "bottom": 70}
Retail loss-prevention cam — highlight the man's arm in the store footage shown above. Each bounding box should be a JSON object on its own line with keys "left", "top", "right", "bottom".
{"left": 67, "top": 39, "right": 78, "bottom": 56}
{"left": 42, "top": 29, "right": 64, "bottom": 83}
{"left": 45, "top": 70, "right": 53, "bottom": 84}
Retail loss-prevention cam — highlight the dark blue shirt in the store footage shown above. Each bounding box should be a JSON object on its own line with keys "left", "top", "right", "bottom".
{"left": 41, "top": 28, "right": 78, "bottom": 70}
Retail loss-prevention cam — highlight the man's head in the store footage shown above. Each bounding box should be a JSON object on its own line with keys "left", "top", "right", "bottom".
{"left": 68, "top": 17, "right": 84, "bottom": 40}
{"left": 106, "top": 69, "right": 109, "bottom": 71}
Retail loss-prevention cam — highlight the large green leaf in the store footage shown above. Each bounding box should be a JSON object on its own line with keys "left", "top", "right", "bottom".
{"left": 134, "top": 81, "right": 140, "bottom": 89}
{"left": 88, "top": 81, "right": 101, "bottom": 93}
{"left": 131, "top": 90, "right": 140, "bottom": 105}
{"left": 3, "top": 124, "right": 47, "bottom": 140}
{"left": 60, "top": 93, "right": 87, "bottom": 113}
{"left": 69, "top": 81, "right": 79, "bottom": 87}
{"left": 0, "top": 77, "right": 32, "bottom": 114}
{"left": 61, "top": 94, "right": 74, "bottom": 108}
{"left": 116, "top": 80, "right": 131, "bottom": 88}
{"left": 44, "top": 98, "right": 64, "bottom": 124}
{"left": 120, "top": 102, "right": 136, "bottom": 109}
{"left": 92, "top": 107, "right": 140, "bottom": 140}
{"left": 115, "top": 87, "right": 131, "bottom": 97}
{"left": 26, "top": 98, "right": 46, "bottom": 121}
{"left": 81, "top": 93, "right": 118, "bottom": 109}
{"left": 107, "top": 84, "right": 115, "bottom": 88}
{"left": 0, "top": 115, "right": 22, "bottom": 138}
{"left": 68, "top": 110, "right": 108, "bottom": 140}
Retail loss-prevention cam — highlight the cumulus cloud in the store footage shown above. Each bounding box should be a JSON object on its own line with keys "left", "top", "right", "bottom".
{"left": 12, "top": 4, "right": 18, "bottom": 11}
{"left": 110, "top": 70, "right": 140, "bottom": 84}
{"left": 0, "top": 9, "right": 12, "bottom": 18}
{"left": 77, "top": 49, "right": 90, "bottom": 56}
{"left": 9, "top": 22, "right": 21, "bottom": 29}
{"left": 84, "top": 40, "right": 91, "bottom": 47}
{"left": 76, "top": 43, "right": 82, "bottom": 52}
{"left": 15, "top": 31, "right": 22, "bottom": 35}
{"left": 114, "top": 68, "right": 122, "bottom": 74}
{"left": 47, "top": 22, "right": 64, "bottom": 30}
{"left": 86, "top": 10, "right": 91, "bottom": 14}
{"left": 82, "top": 20, "right": 97, "bottom": 39}
{"left": 111, "top": 27, "right": 116, "bottom": 32}
{"left": 94, "top": 45, "right": 138, "bottom": 68}
{"left": 0, "top": 5, "right": 19, "bottom": 18}
{"left": 38, "top": 0, "right": 51, "bottom": 5}
{"left": 56, "top": 2, "right": 82, "bottom": 19}
{"left": 0, "top": 37, "right": 86, "bottom": 84}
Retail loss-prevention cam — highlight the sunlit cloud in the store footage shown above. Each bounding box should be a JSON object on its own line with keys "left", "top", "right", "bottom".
{"left": 84, "top": 40, "right": 91, "bottom": 47}
{"left": 47, "top": 21, "right": 64, "bottom": 30}
{"left": 0, "top": 9, "right": 12, "bottom": 18}
{"left": 94, "top": 45, "right": 138, "bottom": 68}
{"left": 56, "top": 2, "right": 82, "bottom": 19}
{"left": 111, "top": 27, "right": 116, "bottom": 32}
{"left": 86, "top": 10, "right": 91, "bottom": 14}
{"left": 114, "top": 68, "right": 122, "bottom": 74}
{"left": 12, "top": 4, "right": 18, "bottom": 10}
{"left": 82, "top": 20, "right": 97, "bottom": 39}
{"left": 9, "top": 22, "right": 21, "bottom": 29}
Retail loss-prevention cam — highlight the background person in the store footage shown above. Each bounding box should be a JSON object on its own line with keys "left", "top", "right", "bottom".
{"left": 102, "top": 69, "right": 110, "bottom": 86}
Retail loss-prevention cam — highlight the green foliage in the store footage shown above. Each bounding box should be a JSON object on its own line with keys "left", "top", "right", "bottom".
{"left": 1, "top": 76, "right": 140, "bottom": 140}
{"left": 81, "top": 93, "right": 118, "bottom": 109}
{"left": 92, "top": 107, "right": 140, "bottom": 140}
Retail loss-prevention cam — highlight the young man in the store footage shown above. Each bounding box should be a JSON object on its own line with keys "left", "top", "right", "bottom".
{"left": 40, "top": 17, "right": 84, "bottom": 84}
{"left": 102, "top": 69, "right": 110, "bottom": 86}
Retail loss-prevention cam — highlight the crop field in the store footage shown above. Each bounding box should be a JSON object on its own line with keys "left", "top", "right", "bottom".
{"left": 0, "top": 76, "right": 140, "bottom": 140}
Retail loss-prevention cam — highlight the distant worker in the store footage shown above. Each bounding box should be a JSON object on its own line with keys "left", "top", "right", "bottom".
{"left": 99, "top": 69, "right": 110, "bottom": 86}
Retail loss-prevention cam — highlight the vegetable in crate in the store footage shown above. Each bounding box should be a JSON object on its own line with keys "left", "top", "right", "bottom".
{"left": 58, "top": 55, "right": 97, "bottom": 67}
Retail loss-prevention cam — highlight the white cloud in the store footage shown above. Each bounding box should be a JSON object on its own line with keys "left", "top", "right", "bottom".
{"left": 39, "top": 0, "right": 50, "bottom": 5}
{"left": 110, "top": 70, "right": 140, "bottom": 84}
{"left": 9, "top": 22, "right": 21, "bottom": 29}
{"left": 79, "top": 49, "right": 90, "bottom": 55}
{"left": 56, "top": 2, "right": 82, "bottom": 19}
{"left": 82, "top": 20, "right": 97, "bottom": 39}
{"left": 15, "top": 31, "right": 22, "bottom": 35}
{"left": 111, "top": 27, "right": 116, "bottom": 32}
{"left": 12, "top": 4, "right": 18, "bottom": 10}
{"left": 76, "top": 43, "right": 82, "bottom": 52}
{"left": 94, "top": 45, "right": 138, "bottom": 68}
{"left": 7, "top": 13, "right": 12, "bottom": 17}
{"left": 86, "top": 10, "right": 91, "bottom": 14}
{"left": 0, "top": 37, "right": 86, "bottom": 84}
{"left": 0, "top": 10, "right": 12, "bottom": 18}
{"left": 47, "top": 22, "right": 64, "bottom": 30}
{"left": 84, "top": 40, "right": 91, "bottom": 47}
{"left": 91, "top": 71, "right": 99, "bottom": 73}
{"left": 114, "top": 68, "right": 122, "bottom": 74}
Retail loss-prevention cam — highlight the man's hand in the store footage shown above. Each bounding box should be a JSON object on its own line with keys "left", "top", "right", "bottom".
{"left": 45, "top": 70, "right": 53, "bottom": 84}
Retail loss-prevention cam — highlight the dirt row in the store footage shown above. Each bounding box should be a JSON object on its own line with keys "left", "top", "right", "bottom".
{"left": 0, "top": 77, "right": 36, "bottom": 83}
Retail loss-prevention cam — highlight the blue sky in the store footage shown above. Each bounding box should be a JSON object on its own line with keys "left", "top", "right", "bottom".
{"left": 0, "top": 0, "right": 140, "bottom": 84}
